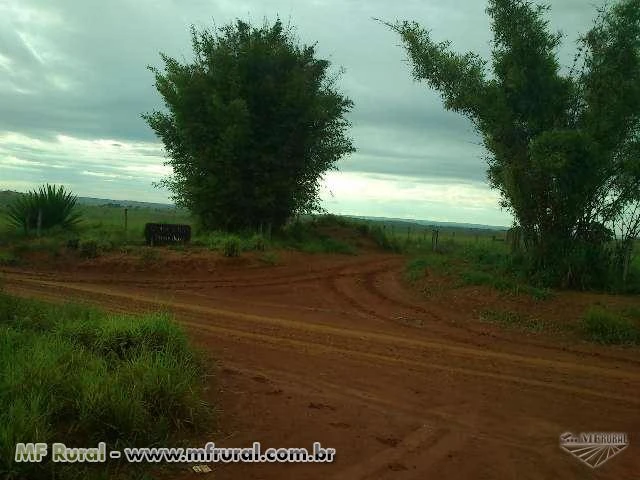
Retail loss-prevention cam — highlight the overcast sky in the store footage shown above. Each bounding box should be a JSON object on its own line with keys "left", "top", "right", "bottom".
{"left": 0, "top": 0, "right": 600, "bottom": 226}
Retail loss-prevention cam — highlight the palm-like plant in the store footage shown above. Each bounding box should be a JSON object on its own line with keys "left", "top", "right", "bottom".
{"left": 6, "top": 184, "right": 82, "bottom": 233}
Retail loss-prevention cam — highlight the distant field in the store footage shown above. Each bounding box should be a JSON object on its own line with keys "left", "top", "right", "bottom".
{"left": 0, "top": 201, "right": 194, "bottom": 241}
{"left": 0, "top": 192, "right": 504, "bottom": 244}
{"left": 77, "top": 204, "right": 194, "bottom": 237}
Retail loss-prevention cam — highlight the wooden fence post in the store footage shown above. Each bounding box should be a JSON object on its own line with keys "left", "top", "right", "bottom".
{"left": 432, "top": 229, "right": 439, "bottom": 252}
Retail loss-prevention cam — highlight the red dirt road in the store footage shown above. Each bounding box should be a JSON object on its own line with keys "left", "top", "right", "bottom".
{"left": 3, "top": 252, "right": 640, "bottom": 479}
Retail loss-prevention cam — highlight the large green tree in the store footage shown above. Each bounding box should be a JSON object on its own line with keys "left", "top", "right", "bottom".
{"left": 143, "top": 19, "right": 354, "bottom": 231}
{"left": 386, "top": 0, "right": 640, "bottom": 287}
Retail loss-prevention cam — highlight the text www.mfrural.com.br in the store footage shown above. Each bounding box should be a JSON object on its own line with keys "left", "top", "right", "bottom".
{"left": 15, "top": 442, "right": 336, "bottom": 464}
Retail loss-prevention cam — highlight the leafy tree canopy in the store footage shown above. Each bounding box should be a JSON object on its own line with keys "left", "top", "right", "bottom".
{"left": 386, "top": 0, "right": 640, "bottom": 287}
{"left": 143, "top": 19, "right": 355, "bottom": 232}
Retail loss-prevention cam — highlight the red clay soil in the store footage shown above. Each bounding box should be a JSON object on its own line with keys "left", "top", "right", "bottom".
{"left": 2, "top": 251, "right": 640, "bottom": 479}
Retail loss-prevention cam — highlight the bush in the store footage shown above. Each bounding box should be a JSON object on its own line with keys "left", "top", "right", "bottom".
{"left": 5, "top": 184, "right": 82, "bottom": 234}
{"left": 479, "top": 309, "right": 546, "bottom": 333}
{"left": 139, "top": 248, "right": 160, "bottom": 266}
{"left": 356, "top": 222, "right": 370, "bottom": 236}
{"left": 581, "top": 307, "right": 640, "bottom": 345}
{"left": 259, "top": 252, "right": 279, "bottom": 265}
{"left": 222, "top": 235, "right": 241, "bottom": 257}
{"left": 250, "top": 234, "right": 266, "bottom": 251}
{"left": 79, "top": 240, "right": 99, "bottom": 259}
{"left": 0, "top": 251, "right": 19, "bottom": 266}
{"left": 367, "top": 226, "right": 403, "bottom": 252}
{"left": 0, "top": 294, "right": 210, "bottom": 480}
{"left": 66, "top": 238, "right": 80, "bottom": 250}
{"left": 404, "top": 258, "right": 429, "bottom": 283}
{"left": 301, "top": 237, "right": 355, "bottom": 255}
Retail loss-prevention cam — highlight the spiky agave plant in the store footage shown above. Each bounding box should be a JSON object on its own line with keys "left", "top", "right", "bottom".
{"left": 6, "top": 184, "right": 82, "bottom": 233}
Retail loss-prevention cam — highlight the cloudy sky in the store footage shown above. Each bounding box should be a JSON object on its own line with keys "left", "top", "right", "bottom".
{"left": 0, "top": 0, "right": 599, "bottom": 226}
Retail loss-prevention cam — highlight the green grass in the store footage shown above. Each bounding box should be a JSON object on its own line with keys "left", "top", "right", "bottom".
{"left": 270, "top": 219, "right": 358, "bottom": 254}
{"left": 259, "top": 251, "right": 280, "bottom": 265}
{"left": 138, "top": 247, "right": 160, "bottom": 265}
{"left": 479, "top": 309, "right": 547, "bottom": 333}
{"left": 221, "top": 235, "right": 241, "bottom": 257}
{"left": 580, "top": 306, "right": 640, "bottom": 345}
{"left": 0, "top": 293, "right": 211, "bottom": 480}
{"left": 404, "top": 244, "right": 554, "bottom": 300}
{"left": 404, "top": 258, "right": 430, "bottom": 283}
{"left": 0, "top": 251, "right": 20, "bottom": 266}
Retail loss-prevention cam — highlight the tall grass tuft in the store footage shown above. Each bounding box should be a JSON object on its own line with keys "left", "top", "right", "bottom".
{"left": 580, "top": 307, "right": 640, "bottom": 345}
{"left": 222, "top": 235, "right": 241, "bottom": 257}
{"left": 0, "top": 293, "right": 211, "bottom": 480}
{"left": 5, "top": 185, "right": 82, "bottom": 233}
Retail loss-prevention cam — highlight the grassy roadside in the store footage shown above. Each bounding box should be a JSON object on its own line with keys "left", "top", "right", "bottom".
{"left": 476, "top": 306, "right": 640, "bottom": 346}
{"left": 0, "top": 293, "right": 212, "bottom": 480}
{"left": 404, "top": 243, "right": 553, "bottom": 301}
{"left": 403, "top": 245, "right": 640, "bottom": 346}
{"left": 0, "top": 214, "right": 389, "bottom": 267}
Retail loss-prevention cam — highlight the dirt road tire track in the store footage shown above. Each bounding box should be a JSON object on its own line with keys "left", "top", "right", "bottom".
{"left": 3, "top": 256, "right": 639, "bottom": 479}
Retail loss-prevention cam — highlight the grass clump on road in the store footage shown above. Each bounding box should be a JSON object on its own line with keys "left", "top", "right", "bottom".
{"left": 479, "top": 309, "right": 546, "bottom": 333}
{"left": 580, "top": 306, "right": 640, "bottom": 345}
{"left": 0, "top": 293, "right": 211, "bottom": 480}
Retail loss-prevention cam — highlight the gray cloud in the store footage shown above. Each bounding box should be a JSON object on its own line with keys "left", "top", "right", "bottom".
{"left": 0, "top": 0, "right": 603, "bottom": 224}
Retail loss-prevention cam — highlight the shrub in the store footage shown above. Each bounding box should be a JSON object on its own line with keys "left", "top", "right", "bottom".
{"left": 367, "top": 225, "right": 403, "bottom": 252}
{"left": 5, "top": 184, "right": 82, "bottom": 234}
{"left": 259, "top": 252, "right": 279, "bottom": 265}
{"left": 404, "top": 258, "right": 429, "bottom": 283}
{"left": 139, "top": 248, "right": 160, "bottom": 266}
{"left": 250, "top": 234, "right": 266, "bottom": 251}
{"left": 356, "top": 223, "right": 370, "bottom": 236}
{"left": 581, "top": 307, "right": 640, "bottom": 345}
{"left": 0, "top": 251, "right": 19, "bottom": 266}
{"left": 0, "top": 294, "right": 210, "bottom": 479}
{"left": 222, "top": 235, "right": 241, "bottom": 257}
{"left": 479, "top": 309, "right": 546, "bottom": 333}
{"left": 66, "top": 238, "right": 80, "bottom": 250}
{"left": 79, "top": 240, "right": 99, "bottom": 259}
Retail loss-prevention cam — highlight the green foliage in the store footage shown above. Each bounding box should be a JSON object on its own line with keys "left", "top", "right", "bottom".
{"left": 5, "top": 185, "right": 82, "bottom": 233}
{"left": 581, "top": 306, "right": 640, "bottom": 345}
{"left": 388, "top": 0, "right": 640, "bottom": 288}
{"left": 0, "top": 251, "right": 20, "bottom": 266}
{"left": 138, "top": 248, "right": 160, "bottom": 265}
{"left": 298, "top": 236, "right": 355, "bottom": 255}
{"left": 479, "top": 309, "right": 546, "bottom": 333}
{"left": 0, "top": 294, "right": 210, "bottom": 480}
{"left": 79, "top": 240, "right": 99, "bottom": 259}
{"left": 405, "top": 240, "right": 555, "bottom": 300}
{"left": 259, "top": 251, "right": 280, "bottom": 265}
{"left": 222, "top": 235, "right": 241, "bottom": 257}
{"left": 366, "top": 225, "right": 404, "bottom": 252}
{"left": 144, "top": 19, "right": 355, "bottom": 232}
{"left": 250, "top": 233, "right": 267, "bottom": 251}
{"left": 404, "top": 258, "right": 430, "bottom": 283}
{"left": 277, "top": 218, "right": 357, "bottom": 254}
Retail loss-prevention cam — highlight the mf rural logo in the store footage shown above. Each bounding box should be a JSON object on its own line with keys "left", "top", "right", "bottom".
{"left": 559, "top": 432, "right": 629, "bottom": 468}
